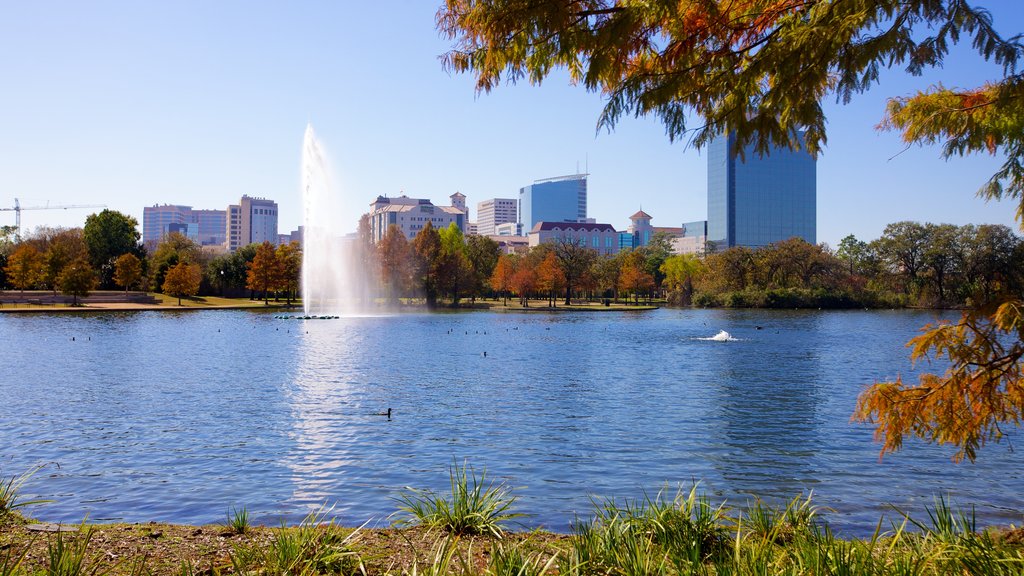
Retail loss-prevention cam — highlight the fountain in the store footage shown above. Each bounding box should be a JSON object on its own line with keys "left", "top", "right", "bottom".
{"left": 300, "top": 124, "right": 372, "bottom": 316}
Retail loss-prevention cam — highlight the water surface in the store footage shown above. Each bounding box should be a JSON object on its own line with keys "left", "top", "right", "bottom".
{"left": 1, "top": 308, "right": 1020, "bottom": 535}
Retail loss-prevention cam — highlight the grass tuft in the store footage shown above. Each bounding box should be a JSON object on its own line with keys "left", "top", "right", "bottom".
{"left": 230, "top": 505, "right": 363, "bottom": 575}
{"left": 396, "top": 461, "right": 522, "bottom": 537}
{"left": 0, "top": 465, "right": 51, "bottom": 514}
{"left": 224, "top": 506, "right": 250, "bottom": 535}
{"left": 46, "top": 525, "right": 109, "bottom": 576}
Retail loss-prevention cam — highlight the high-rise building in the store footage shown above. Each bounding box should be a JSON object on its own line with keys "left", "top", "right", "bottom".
{"left": 519, "top": 174, "right": 587, "bottom": 231}
{"left": 143, "top": 204, "right": 226, "bottom": 249}
{"left": 227, "top": 195, "right": 279, "bottom": 252}
{"left": 476, "top": 198, "right": 518, "bottom": 236}
{"left": 707, "top": 132, "right": 816, "bottom": 250}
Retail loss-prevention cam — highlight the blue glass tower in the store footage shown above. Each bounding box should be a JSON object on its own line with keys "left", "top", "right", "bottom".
{"left": 519, "top": 174, "right": 587, "bottom": 231}
{"left": 707, "top": 132, "right": 816, "bottom": 249}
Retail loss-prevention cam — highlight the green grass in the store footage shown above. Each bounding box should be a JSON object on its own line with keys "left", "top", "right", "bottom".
{"left": 224, "top": 506, "right": 250, "bottom": 535}
{"left": 46, "top": 526, "right": 108, "bottom": 576}
{"left": 229, "top": 506, "right": 362, "bottom": 576}
{"left": 396, "top": 461, "right": 523, "bottom": 537}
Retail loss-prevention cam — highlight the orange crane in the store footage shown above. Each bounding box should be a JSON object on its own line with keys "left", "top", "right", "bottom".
{"left": 1, "top": 198, "right": 106, "bottom": 240}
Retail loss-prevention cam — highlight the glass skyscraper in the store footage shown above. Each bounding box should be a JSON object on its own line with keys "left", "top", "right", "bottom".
{"left": 519, "top": 174, "right": 587, "bottom": 231}
{"left": 707, "top": 132, "right": 816, "bottom": 250}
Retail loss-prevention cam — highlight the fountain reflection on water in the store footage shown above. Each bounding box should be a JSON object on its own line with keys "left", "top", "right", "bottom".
{"left": 300, "top": 124, "right": 373, "bottom": 316}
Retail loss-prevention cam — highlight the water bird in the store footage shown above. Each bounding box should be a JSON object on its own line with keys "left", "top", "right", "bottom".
{"left": 483, "top": 351, "right": 487, "bottom": 357}
{"left": 374, "top": 408, "right": 392, "bottom": 418}
{"left": 755, "top": 326, "right": 763, "bottom": 330}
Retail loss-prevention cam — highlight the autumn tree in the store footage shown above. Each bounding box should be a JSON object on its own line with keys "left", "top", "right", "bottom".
{"left": 163, "top": 262, "right": 202, "bottom": 306}
{"left": 246, "top": 241, "right": 284, "bottom": 304}
{"left": 58, "top": 257, "right": 96, "bottom": 306}
{"left": 150, "top": 232, "right": 203, "bottom": 291}
{"left": 5, "top": 243, "right": 43, "bottom": 293}
{"left": 43, "top": 228, "right": 88, "bottom": 294}
{"left": 490, "top": 254, "right": 515, "bottom": 305}
{"left": 553, "top": 237, "right": 596, "bottom": 305}
{"left": 113, "top": 253, "right": 143, "bottom": 293}
{"left": 536, "top": 251, "right": 566, "bottom": 307}
{"left": 619, "top": 251, "right": 655, "bottom": 304}
{"left": 510, "top": 258, "right": 536, "bottom": 307}
{"left": 379, "top": 225, "right": 412, "bottom": 303}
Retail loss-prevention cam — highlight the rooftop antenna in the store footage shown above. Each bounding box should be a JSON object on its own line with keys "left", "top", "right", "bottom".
{"left": 586, "top": 153, "right": 589, "bottom": 175}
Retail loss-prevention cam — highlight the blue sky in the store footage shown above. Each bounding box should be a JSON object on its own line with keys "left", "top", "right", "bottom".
{"left": 1, "top": 1, "right": 1022, "bottom": 247}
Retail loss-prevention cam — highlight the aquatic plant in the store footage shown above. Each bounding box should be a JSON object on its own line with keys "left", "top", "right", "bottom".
{"left": 396, "top": 461, "right": 522, "bottom": 537}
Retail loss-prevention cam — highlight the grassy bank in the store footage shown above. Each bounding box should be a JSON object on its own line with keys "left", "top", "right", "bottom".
{"left": 2, "top": 466, "right": 1022, "bottom": 575}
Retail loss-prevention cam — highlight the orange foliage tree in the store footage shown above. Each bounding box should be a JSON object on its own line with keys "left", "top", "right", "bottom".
{"left": 490, "top": 254, "right": 515, "bottom": 305}
{"left": 246, "top": 241, "right": 284, "bottom": 304}
{"left": 536, "top": 251, "right": 566, "bottom": 307}
{"left": 162, "top": 262, "right": 201, "bottom": 306}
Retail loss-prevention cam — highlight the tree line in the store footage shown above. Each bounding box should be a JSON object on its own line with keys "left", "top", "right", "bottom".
{"left": 0, "top": 210, "right": 301, "bottom": 306}
{"left": 3, "top": 212, "right": 1020, "bottom": 311}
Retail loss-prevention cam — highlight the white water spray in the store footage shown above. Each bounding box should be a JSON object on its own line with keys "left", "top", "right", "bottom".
{"left": 300, "top": 124, "right": 372, "bottom": 315}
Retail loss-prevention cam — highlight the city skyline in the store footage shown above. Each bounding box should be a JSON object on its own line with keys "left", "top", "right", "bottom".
{"left": 1, "top": 2, "right": 1022, "bottom": 248}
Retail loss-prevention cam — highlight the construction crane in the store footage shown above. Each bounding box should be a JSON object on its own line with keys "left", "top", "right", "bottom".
{"left": 1, "top": 198, "right": 107, "bottom": 241}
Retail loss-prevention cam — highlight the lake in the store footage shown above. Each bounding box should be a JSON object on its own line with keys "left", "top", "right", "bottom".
{"left": 1, "top": 307, "right": 1020, "bottom": 535}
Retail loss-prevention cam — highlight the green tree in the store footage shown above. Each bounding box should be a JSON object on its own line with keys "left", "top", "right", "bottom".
{"left": 206, "top": 244, "right": 258, "bottom": 296}
{"left": 83, "top": 210, "right": 142, "bottom": 289}
{"left": 836, "top": 234, "right": 870, "bottom": 276}
{"left": 57, "top": 257, "right": 96, "bottom": 306}
{"left": 874, "top": 221, "right": 930, "bottom": 298}
{"left": 113, "top": 253, "right": 143, "bottom": 293}
{"left": 921, "top": 223, "right": 961, "bottom": 305}
{"left": 465, "top": 234, "right": 501, "bottom": 301}
{"left": 661, "top": 254, "right": 705, "bottom": 306}
{"left": 162, "top": 262, "right": 201, "bottom": 305}
{"left": 437, "top": 223, "right": 473, "bottom": 305}
{"left": 5, "top": 243, "right": 43, "bottom": 293}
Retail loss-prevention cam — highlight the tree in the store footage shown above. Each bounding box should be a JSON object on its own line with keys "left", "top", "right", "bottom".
{"left": 921, "top": 223, "right": 960, "bottom": 305}
{"left": 837, "top": 234, "right": 870, "bottom": 276}
{"left": 437, "top": 223, "right": 473, "bottom": 305}
{"left": 465, "top": 235, "right": 501, "bottom": 301}
{"left": 412, "top": 222, "right": 442, "bottom": 307}
{"left": 490, "top": 254, "right": 515, "bottom": 305}
{"left": 246, "top": 241, "right": 283, "bottom": 304}
{"left": 276, "top": 241, "right": 302, "bottom": 306}
{"left": 875, "top": 221, "right": 930, "bottom": 297}
{"left": 661, "top": 254, "right": 705, "bottom": 305}
{"left": 113, "top": 253, "right": 143, "bottom": 293}
{"left": 150, "top": 232, "right": 202, "bottom": 291}
{"left": 553, "top": 237, "right": 596, "bottom": 305}
{"left": 510, "top": 259, "right": 537, "bottom": 307}
{"left": 5, "top": 243, "right": 43, "bottom": 293}
{"left": 438, "top": 1, "right": 1020, "bottom": 170}
{"left": 57, "top": 257, "right": 96, "bottom": 306}
{"left": 43, "top": 229, "right": 88, "bottom": 294}
{"left": 83, "top": 210, "right": 142, "bottom": 289}
{"left": 162, "top": 262, "right": 201, "bottom": 306}
{"left": 379, "top": 225, "right": 412, "bottom": 303}
{"left": 619, "top": 251, "right": 655, "bottom": 304}
{"left": 536, "top": 251, "right": 566, "bottom": 307}
{"left": 206, "top": 243, "right": 258, "bottom": 296}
